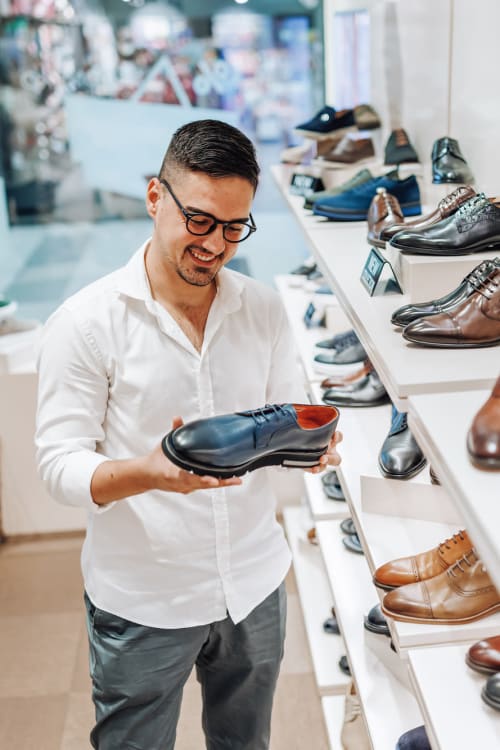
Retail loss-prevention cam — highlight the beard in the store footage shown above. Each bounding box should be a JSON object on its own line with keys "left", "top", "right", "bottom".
{"left": 175, "top": 244, "right": 225, "bottom": 286}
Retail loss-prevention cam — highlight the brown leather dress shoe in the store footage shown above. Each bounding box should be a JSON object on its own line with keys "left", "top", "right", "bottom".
{"left": 373, "top": 530, "right": 472, "bottom": 591}
{"left": 323, "top": 136, "right": 375, "bottom": 165}
{"left": 366, "top": 188, "right": 404, "bottom": 247}
{"left": 382, "top": 549, "right": 500, "bottom": 625}
{"left": 467, "top": 376, "right": 500, "bottom": 469}
{"left": 466, "top": 635, "right": 500, "bottom": 674}
{"left": 403, "top": 267, "right": 500, "bottom": 347}
{"left": 381, "top": 185, "right": 476, "bottom": 242}
{"left": 320, "top": 359, "right": 373, "bottom": 389}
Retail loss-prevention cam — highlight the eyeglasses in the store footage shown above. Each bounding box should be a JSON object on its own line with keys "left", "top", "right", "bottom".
{"left": 159, "top": 178, "right": 257, "bottom": 243}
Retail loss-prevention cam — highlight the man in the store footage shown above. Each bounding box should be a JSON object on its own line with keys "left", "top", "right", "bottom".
{"left": 36, "top": 119, "right": 341, "bottom": 749}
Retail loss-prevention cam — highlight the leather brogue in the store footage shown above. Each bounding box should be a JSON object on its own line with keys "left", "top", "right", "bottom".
{"left": 391, "top": 257, "right": 500, "bottom": 327}
{"left": 467, "top": 375, "right": 500, "bottom": 469}
{"left": 432, "top": 136, "right": 474, "bottom": 184}
{"left": 321, "top": 470, "right": 345, "bottom": 501}
{"left": 482, "top": 673, "right": 500, "bottom": 712}
{"left": 366, "top": 188, "right": 404, "bottom": 248}
{"left": 373, "top": 530, "right": 472, "bottom": 591}
{"left": 402, "top": 267, "right": 500, "bottom": 348}
{"left": 384, "top": 128, "right": 419, "bottom": 165}
{"left": 323, "top": 135, "right": 375, "bottom": 164}
{"left": 390, "top": 194, "right": 500, "bottom": 256}
{"left": 381, "top": 185, "right": 476, "bottom": 242}
{"left": 382, "top": 549, "right": 500, "bottom": 625}
{"left": 396, "top": 725, "right": 431, "bottom": 750}
{"left": 363, "top": 603, "right": 390, "bottom": 636}
{"left": 378, "top": 406, "right": 426, "bottom": 479}
{"left": 162, "top": 403, "right": 339, "bottom": 478}
{"left": 466, "top": 635, "right": 500, "bottom": 674}
{"left": 321, "top": 359, "right": 373, "bottom": 389}
{"left": 323, "top": 370, "right": 390, "bottom": 408}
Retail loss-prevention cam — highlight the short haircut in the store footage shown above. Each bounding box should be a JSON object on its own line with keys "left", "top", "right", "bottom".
{"left": 159, "top": 119, "right": 260, "bottom": 192}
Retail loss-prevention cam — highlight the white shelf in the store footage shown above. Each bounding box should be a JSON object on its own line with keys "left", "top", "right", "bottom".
{"left": 321, "top": 694, "right": 345, "bottom": 750}
{"left": 271, "top": 164, "right": 500, "bottom": 405}
{"left": 408, "top": 644, "right": 500, "bottom": 750}
{"left": 283, "top": 506, "right": 350, "bottom": 696}
{"left": 316, "top": 518, "right": 423, "bottom": 750}
{"left": 303, "top": 472, "right": 350, "bottom": 521}
{"left": 408, "top": 390, "right": 500, "bottom": 592}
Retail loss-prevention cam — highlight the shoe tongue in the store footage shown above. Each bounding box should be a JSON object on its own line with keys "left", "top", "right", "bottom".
{"left": 384, "top": 168, "right": 399, "bottom": 180}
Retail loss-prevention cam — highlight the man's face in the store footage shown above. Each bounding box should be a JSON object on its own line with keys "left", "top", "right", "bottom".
{"left": 146, "top": 170, "right": 255, "bottom": 287}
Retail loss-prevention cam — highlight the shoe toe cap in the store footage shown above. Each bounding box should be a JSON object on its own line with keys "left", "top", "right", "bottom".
{"left": 374, "top": 558, "right": 417, "bottom": 588}
{"left": 383, "top": 582, "right": 433, "bottom": 619}
{"left": 403, "top": 313, "right": 457, "bottom": 343}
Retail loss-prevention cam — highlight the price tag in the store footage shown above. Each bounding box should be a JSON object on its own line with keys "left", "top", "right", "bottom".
{"left": 289, "top": 173, "right": 325, "bottom": 197}
{"left": 360, "top": 247, "right": 402, "bottom": 296}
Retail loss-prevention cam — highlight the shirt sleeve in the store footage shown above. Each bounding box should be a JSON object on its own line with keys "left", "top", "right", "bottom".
{"left": 35, "top": 306, "right": 114, "bottom": 513}
{"left": 265, "top": 297, "right": 309, "bottom": 405}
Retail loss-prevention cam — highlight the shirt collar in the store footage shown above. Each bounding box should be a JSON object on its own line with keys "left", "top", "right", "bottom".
{"left": 116, "top": 239, "right": 245, "bottom": 315}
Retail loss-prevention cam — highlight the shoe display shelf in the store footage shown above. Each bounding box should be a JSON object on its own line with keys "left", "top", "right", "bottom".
{"left": 316, "top": 518, "right": 423, "bottom": 750}
{"left": 283, "top": 505, "right": 350, "bottom": 696}
{"left": 272, "top": 163, "right": 499, "bottom": 406}
{"left": 408, "top": 644, "right": 500, "bottom": 749}
{"left": 274, "top": 274, "right": 346, "bottom": 384}
{"left": 302, "top": 472, "right": 350, "bottom": 521}
{"left": 321, "top": 695, "right": 345, "bottom": 750}
{"left": 408, "top": 390, "right": 500, "bottom": 592}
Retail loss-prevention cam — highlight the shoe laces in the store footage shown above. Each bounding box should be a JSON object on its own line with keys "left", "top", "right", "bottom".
{"left": 470, "top": 268, "right": 500, "bottom": 298}
{"left": 390, "top": 408, "right": 407, "bottom": 433}
{"left": 334, "top": 331, "right": 360, "bottom": 351}
{"left": 438, "top": 186, "right": 473, "bottom": 212}
{"left": 438, "top": 530, "right": 466, "bottom": 554}
{"left": 447, "top": 548, "right": 481, "bottom": 578}
{"left": 394, "top": 128, "right": 409, "bottom": 147}
{"left": 241, "top": 404, "right": 288, "bottom": 426}
{"left": 376, "top": 187, "right": 399, "bottom": 212}
{"left": 454, "top": 193, "right": 488, "bottom": 222}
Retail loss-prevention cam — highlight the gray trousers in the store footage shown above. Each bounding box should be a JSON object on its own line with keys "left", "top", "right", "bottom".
{"left": 84, "top": 583, "right": 287, "bottom": 750}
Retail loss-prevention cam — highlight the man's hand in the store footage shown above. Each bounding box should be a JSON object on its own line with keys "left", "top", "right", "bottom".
{"left": 305, "top": 430, "right": 343, "bottom": 475}
{"left": 146, "top": 417, "right": 243, "bottom": 494}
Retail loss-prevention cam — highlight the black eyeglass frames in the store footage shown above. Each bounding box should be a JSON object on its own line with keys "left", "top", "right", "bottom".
{"left": 159, "top": 178, "right": 257, "bottom": 243}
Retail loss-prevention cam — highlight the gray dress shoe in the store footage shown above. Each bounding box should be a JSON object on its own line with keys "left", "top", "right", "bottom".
{"left": 323, "top": 370, "right": 390, "bottom": 408}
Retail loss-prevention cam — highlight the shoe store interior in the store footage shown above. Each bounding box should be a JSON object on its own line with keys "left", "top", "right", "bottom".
{"left": 1, "top": 0, "right": 499, "bottom": 748}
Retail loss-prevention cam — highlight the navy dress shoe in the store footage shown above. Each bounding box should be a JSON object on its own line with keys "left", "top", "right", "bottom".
{"left": 363, "top": 603, "right": 390, "bottom": 636}
{"left": 313, "top": 172, "right": 421, "bottom": 221}
{"left": 162, "top": 403, "right": 339, "bottom": 478}
{"left": 432, "top": 136, "right": 474, "bottom": 184}
{"left": 378, "top": 406, "right": 426, "bottom": 480}
{"left": 321, "top": 470, "right": 345, "bottom": 501}
{"left": 395, "top": 725, "right": 431, "bottom": 750}
{"left": 391, "top": 258, "right": 500, "bottom": 327}
{"left": 338, "top": 655, "right": 351, "bottom": 675}
{"left": 390, "top": 194, "right": 500, "bottom": 256}
{"left": 295, "top": 106, "right": 355, "bottom": 137}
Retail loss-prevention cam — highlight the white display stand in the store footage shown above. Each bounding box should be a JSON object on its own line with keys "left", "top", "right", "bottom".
{"left": 303, "top": 472, "right": 349, "bottom": 521}
{"left": 321, "top": 695, "right": 345, "bottom": 750}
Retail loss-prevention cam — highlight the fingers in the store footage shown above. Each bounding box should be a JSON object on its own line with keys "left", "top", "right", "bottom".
{"left": 171, "top": 416, "right": 184, "bottom": 430}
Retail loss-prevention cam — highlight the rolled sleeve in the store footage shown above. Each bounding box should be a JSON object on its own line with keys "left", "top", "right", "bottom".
{"left": 36, "top": 306, "right": 114, "bottom": 513}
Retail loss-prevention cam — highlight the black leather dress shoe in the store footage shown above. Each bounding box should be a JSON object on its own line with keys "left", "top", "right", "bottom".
{"left": 432, "top": 136, "right": 474, "bottom": 184}
{"left": 390, "top": 258, "right": 500, "bottom": 326}
{"left": 322, "top": 370, "right": 390, "bottom": 408}
{"left": 363, "top": 603, "right": 390, "bottom": 636}
{"left": 295, "top": 106, "right": 355, "bottom": 137}
{"left": 384, "top": 128, "right": 419, "bottom": 165}
{"left": 342, "top": 532, "right": 364, "bottom": 554}
{"left": 321, "top": 470, "right": 345, "bottom": 501}
{"left": 379, "top": 406, "right": 426, "bottom": 480}
{"left": 162, "top": 403, "right": 339, "bottom": 478}
{"left": 340, "top": 517, "right": 356, "bottom": 535}
{"left": 390, "top": 194, "right": 500, "bottom": 255}
{"left": 323, "top": 612, "right": 341, "bottom": 634}
{"left": 338, "top": 655, "right": 351, "bottom": 675}
{"left": 482, "top": 672, "right": 500, "bottom": 711}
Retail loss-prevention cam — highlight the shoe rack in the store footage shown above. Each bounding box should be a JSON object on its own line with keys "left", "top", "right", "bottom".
{"left": 272, "top": 163, "right": 500, "bottom": 748}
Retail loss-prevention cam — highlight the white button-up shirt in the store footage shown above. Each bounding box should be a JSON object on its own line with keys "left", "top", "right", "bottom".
{"left": 36, "top": 242, "right": 307, "bottom": 628}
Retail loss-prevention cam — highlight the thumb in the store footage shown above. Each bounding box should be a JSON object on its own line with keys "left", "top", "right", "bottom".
{"left": 171, "top": 416, "right": 184, "bottom": 430}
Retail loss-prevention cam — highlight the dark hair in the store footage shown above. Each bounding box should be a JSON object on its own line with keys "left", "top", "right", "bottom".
{"left": 159, "top": 119, "right": 260, "bottom": 192}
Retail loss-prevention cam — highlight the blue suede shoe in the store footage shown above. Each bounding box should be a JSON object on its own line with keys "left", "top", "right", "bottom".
{"left": 162, "top": 403, "right": 339, "bottom": 478}
{"left": 313, "top": 173, "right": 421, "bottom": 221}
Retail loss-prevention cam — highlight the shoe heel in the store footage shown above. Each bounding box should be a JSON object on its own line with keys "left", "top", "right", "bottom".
{"left": 281, "top": 450, "right": 324, "bottom": 468}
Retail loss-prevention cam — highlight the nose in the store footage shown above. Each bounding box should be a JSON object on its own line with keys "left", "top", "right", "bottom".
{"left": 199, "top": 224, "right": 226, "bottom": 254}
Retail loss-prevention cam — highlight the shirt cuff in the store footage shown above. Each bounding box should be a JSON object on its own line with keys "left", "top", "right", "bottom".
{"left": 60, "top": 451, "right": 117, "bottom": 514}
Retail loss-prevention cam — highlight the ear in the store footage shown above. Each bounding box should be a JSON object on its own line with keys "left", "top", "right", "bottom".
{"left": 146, "top": 178, "right": 161, "bottom": 220}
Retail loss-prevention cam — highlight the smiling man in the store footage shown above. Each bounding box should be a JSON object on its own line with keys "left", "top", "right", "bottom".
{"left": 35, "top": 119, "right": 341, "bottom": 750}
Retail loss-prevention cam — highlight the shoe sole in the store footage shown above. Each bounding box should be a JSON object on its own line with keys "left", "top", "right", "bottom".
{"left": 313, "top": 201, "right": 421, "bottom": 222}
{"left": 381, "top": 601, "right": 500, "bottom": 625}
{"left": 402, "top": 333, "right": 500, "bottom": 348}
{"left": 363, "top": 618, "right": 391, "bottom": 637}
{"left": 481, "top": 686, "right": 500, "bottom": 711}
{"left": 161, "top": 433, "right": 326, "bottom": 478}
{"left": 294, "top": 124, "right": 357, "bottom": 139}
{"left": 366, "top": 235, "right": 386, "bottom": 249}
{"left": 372, "top": 577, "right": 398, "bottom": 592}
{"left": 392, "top": 237, "right": 500, "bottom": 256}
{"left": 322, "top": 395, "right": 391, "bottom": 408}
{"left": 465, "top": 653, "right": 500, "bottom": 675}
{"left": 377, "top": 457, "right": 427, "bottom": 479}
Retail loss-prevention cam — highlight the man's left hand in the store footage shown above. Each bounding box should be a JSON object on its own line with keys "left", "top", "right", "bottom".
{"left": 305, "top": 430, "right": 343, "bottom": 474}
